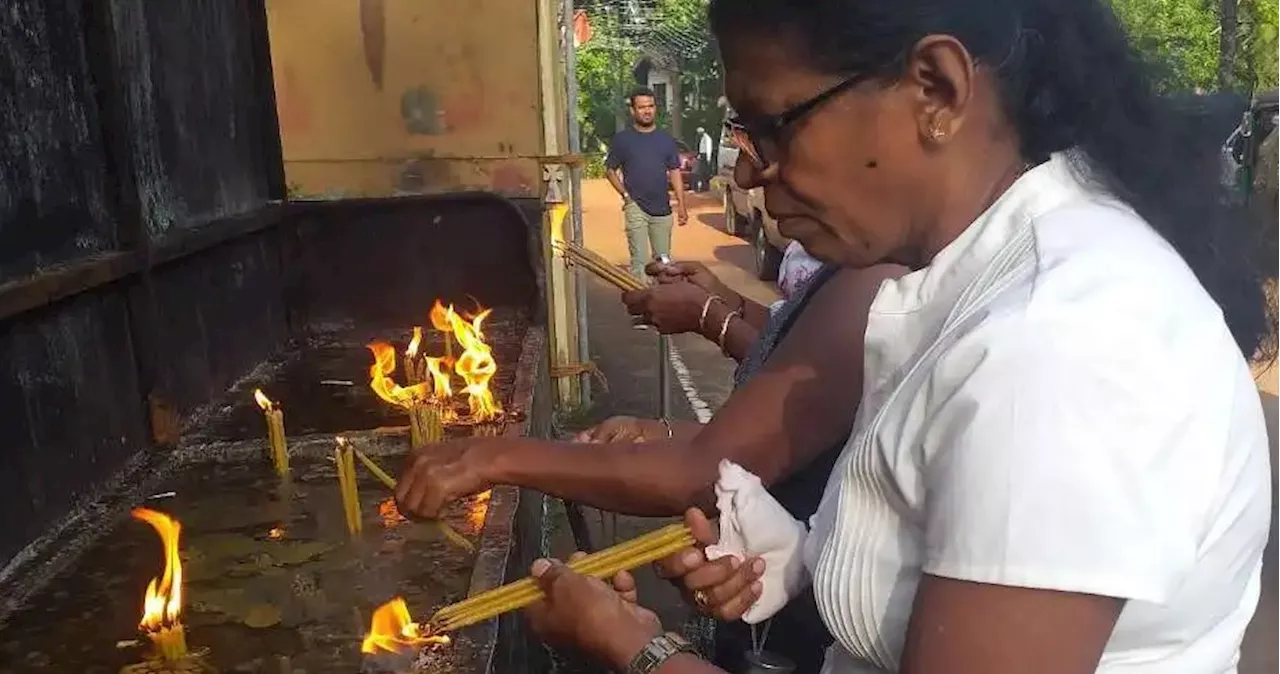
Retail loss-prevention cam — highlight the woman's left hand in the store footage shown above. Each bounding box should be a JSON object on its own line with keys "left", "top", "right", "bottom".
{"left": 622, "top": 281, "right": 715, "bottom": 335}
{"left": 573, "top": 415, "right": 669, "bottom": 443}
{"left": 525, "top": 556, "right": 662, "bottom": 669}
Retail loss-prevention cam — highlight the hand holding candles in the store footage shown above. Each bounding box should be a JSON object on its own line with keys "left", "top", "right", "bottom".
{"left": 254, "top": 389, "right": 289, "bottom": 477}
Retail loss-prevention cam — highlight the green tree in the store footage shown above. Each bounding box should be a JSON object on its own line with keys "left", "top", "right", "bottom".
{"left": 573, "top": 0, "right": 718, "bottom": 155}
{"left": 1109, "top": 0, "right": 1278, "bottom": 92}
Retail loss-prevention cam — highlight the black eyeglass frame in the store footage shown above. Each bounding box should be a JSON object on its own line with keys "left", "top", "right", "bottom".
{"left": 724, "top": 74, "right": 865, "bottom": 169}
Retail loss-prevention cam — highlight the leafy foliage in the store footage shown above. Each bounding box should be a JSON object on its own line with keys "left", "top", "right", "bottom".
{"left": 572, "top": 0, "right": 1277, "bottom": 156}
{"left": 573, "top": 0, "right": 719, "bottom": 151}
{"left": 1109, "top": 0, "right": 1278, "bottom": 92}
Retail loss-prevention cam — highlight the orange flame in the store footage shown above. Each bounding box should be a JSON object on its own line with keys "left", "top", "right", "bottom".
{"left": 253, "top": 389, "right": 275, "bottom": 412}
{"left": 429, "top": 301, "right": 455, "bottom": 334}
{"left": 367, "top": 342, "right": 430, "bottom": 408}
{"left": 132, "top": 508, "right": 183, "bottom": 632}
{"left": 406, "top": 327, "right": 423, "bottom": 359}
{"left": 362, "top": 598, "right": 450, "bottom": 655}
{"left": 448, "top": 309, "right": 502, "bottom": 421}
{"left": 467, "top": 490, "right": 492, "bottom": 531}
{"left": 424, "top": 356, "right": 453, "bottom": 400}
{"left": 377, "top": 497, "right": 408, "bottom": 529}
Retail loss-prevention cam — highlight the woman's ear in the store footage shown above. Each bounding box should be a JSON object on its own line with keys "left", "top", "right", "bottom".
{"left": 902, "top": 35, "right": 978, "bottom": 146}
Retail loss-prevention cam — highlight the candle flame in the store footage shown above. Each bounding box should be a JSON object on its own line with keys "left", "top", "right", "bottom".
{"left": 253, "top": 389, "right": 275, "bottom": 412}
{"left": 367, "top": 342, "right": 431, "bottom": 409}
{"left": 448, "top": 308, "right": 502, "bottom": 421}
{"left": 362, "top": 598, "right": 450, "bottom": 655}
{"left": 132, "top": 508, "right": 183, "bottom": 631}
{"left": 467, "top": 489, "right": 492, "bottom": 532}
{"left": 429, "top": 301, "right": 455, "bottom": 334}
{"left": 406, "top": 327, "right": 423, "bottom": 359}
{"left": 425, "top": 356, "right": 453, "bottom": 400}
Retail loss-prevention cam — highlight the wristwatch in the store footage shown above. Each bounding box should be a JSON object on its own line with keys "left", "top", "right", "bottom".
{"left": 624, "top": 632, "right": 697, "bottom": 674}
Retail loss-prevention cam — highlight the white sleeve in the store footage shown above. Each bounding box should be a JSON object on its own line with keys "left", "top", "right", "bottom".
{"left": 918, "top": 305, "right": 1215, "bottom": 604}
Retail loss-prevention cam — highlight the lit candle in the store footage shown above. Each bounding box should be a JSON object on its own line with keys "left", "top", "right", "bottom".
{"left": 430, "top": 300, "right": 456, "bottom": 362}
{"left": 254, "top": 389, "right": 289, "bottom": 477}
{"left": 335, "top": 437, "right": 362, "bottom": 535}
{"left": 132, "top": 508, "right": 188, "bottom": 662}
{"left": 403, "top": 327, "right": 425, "bottom": 385}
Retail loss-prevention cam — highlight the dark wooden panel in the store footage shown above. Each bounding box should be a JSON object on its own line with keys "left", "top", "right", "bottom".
{"left": 140, "top": 232, "right": 289, "bottom": 420}
{"left": 107, "top": 0, "right": 272, "bottom": 239}
{"left": 0, "top": 0, "right": 114, "bottom": 282}
{"left": 285, "top": 195, "right": 542, "bottom": 332}
{"left": 0, "top": 290, "right": 147, "bottom": 563}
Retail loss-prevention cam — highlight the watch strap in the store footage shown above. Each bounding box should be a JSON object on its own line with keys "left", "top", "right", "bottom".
{"left": 624, "top": 632, "right": 696, "bottom": 674}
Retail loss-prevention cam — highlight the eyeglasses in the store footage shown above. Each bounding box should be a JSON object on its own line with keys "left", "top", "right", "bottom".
{"left": 724, "top": 74, "right": 865, "bottom": 169}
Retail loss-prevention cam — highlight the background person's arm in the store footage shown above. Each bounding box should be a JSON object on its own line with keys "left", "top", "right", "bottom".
{"left": 668, "top": 167, "right": 689, "bottom": 225}
{"left": 607, "top": 167, "right": 628, "bottom": 203}
{"left": 488, "top": 265, "right": 902, "bottom": 515}
{"left": 666, "top": 136, "right": 688, "bottom": 225}
{"left": 605, "top": 138, "right": 628, "bottom": 202}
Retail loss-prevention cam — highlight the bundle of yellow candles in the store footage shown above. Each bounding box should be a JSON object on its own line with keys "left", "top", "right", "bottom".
{"left": 407, "top": 401, "right": 444, "bottom": 449}
{"left": 425, "top": 523, "right": 694, "bottom": 634}
{"left": 253, "top": 389, "right": 289, "bottom": 477}
{"left": 553, "top": 241, "right": 647, "bottom": 292}
{"left": 350, "top": 445, "right": 475, "bottom": 553}
{"left": 334, "top": 438, "right": 362, "bottom": 535}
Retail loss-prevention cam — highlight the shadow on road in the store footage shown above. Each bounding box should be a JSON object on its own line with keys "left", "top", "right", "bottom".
{"left": 711, "top": 243, "right": 757, "bottom": 276}
{"left": 697, "top": 211, "right": 728, "bottom": 234}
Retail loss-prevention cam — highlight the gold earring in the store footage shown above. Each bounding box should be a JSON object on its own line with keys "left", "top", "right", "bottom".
{"left": 928, "top": 124, "right": 946, "bottom": 141}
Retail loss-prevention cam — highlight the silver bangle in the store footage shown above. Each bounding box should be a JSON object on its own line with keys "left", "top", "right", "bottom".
{"left": 717, "top": 309, "right": 742, "bottom": 353}
{"left": 698, "top": 294, "right": 723, "bottom": 333}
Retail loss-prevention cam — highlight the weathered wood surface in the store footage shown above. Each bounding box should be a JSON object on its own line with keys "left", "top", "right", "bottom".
{"left": 0, "top": 0, "right": 115, "bottom": 283}
{"left": 0, "top": 0, "right": 284, "bottom": 566}
{"left": 107, "top": 0, "right": 276, "bottom": 238}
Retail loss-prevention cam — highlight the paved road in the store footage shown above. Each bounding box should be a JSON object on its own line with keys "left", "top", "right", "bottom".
{"left": 581, "top": 179, "right": 779, "bottom": 308}
{"left": 573, "top": 177, "right": 1276, "bottom": 673}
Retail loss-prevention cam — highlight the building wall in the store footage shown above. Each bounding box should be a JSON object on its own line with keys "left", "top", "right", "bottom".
{"left": 266, "top": 0, "right": 544, "bottom": 198}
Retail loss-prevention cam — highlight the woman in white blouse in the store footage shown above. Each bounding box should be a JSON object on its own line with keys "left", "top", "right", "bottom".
{"left": 518, "top": 1, "right": 1275, "bottom": 674}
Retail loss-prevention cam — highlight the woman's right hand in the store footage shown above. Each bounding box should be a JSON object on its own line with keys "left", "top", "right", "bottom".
{"left": 655, "top": 508, "right": 766, "bottom": 622}
{"left": 395, "top": 438, "right": 497, "bottom": 520}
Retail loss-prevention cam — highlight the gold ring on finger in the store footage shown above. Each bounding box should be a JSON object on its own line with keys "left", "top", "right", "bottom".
{"left": 693, "top": 590, "right": 710, "bottom": 608}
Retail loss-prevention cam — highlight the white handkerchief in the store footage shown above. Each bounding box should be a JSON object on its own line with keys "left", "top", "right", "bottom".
{"left": 704, "top": 460, "right": 809, "bottom": 624}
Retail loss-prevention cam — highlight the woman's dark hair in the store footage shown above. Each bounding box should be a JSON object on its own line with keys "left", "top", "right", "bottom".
{"left": 709, "top": 0, "right": 1276, "bottom": 362}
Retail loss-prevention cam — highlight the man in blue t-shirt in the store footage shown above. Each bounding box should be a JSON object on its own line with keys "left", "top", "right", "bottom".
{"left": 605, "top": 87, "right": 689, "bottom": 279}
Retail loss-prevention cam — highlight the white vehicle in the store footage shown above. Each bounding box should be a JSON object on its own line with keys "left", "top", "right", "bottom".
{"left": 716, "top": 107, "right": 790, "bottom": 281}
